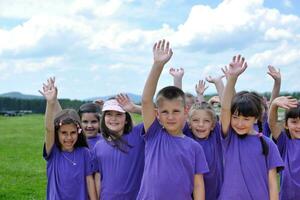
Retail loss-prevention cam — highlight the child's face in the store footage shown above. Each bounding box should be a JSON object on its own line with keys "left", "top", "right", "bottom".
{"left": 231, "top": 114, "right": 256, "bottom": 135}
{"left": 81, "top": 113, "right": 100, "bottom": 138}
{"left": 104, "top": 110, "right": 126, "bottom": 135}
{"left": 189, "top": 110, "right": 214, "bottom": 139}
{"left": 157, "top": 99, "right": 187, "bottom": 135}
{"left": 286, "top": 117, "right": 300, "bottom": 139}
{"left": 58, "top": 124, "right": 78, "bottom": 152}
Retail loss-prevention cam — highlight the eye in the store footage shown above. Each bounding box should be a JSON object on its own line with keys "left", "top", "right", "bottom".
{"left": 91, "top": 120, "right": 99, "bottom": 124}
{"left": 81, "top": 120, "right": 88, "bottom": 124}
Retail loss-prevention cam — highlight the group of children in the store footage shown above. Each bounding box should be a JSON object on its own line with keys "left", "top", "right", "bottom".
{"left": 40, "top": 40, "right": 300, "bottom": 200}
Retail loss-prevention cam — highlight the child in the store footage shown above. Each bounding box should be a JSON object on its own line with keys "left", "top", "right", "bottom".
{"left": 137, "top": 39, "right": 209, "bottom": 200}
{"left": 219, "top": 55, "right": 284, "bottom": 199}
{"left": 186, "top": 102, "right": 223, "bottom": 200}
{"left": 93, "top": 98, "right": 145, "bottom": 199}
{"left": 78, "top": 102, "right": 102, "bottom": 149}
{"left": 40, "top": 78, "right": 97, "bottom": 200}
{"left": 268, "top": 96, "right": 300, "bottom": 200}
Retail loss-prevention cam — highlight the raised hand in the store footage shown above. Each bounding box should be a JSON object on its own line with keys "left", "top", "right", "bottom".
{"left": 206, "top": 74, "right": 225, "bottom": 83}
{"left": 267, "top": 65, "right": 281, "bottom": 81}
{"left": 169, "top": 67, "right": 184, "bottom": 78}
{"left": 272, "top": 96, "right": 298, "bottom": 110}
{"left": 195, "top": 80, "right": 208, "bottom": 95}
{"left": 39, "top": 77, "right": 57, "bottom": 102}
{"left": 227, "top": 55, "right": 248, "bottom": 78}
{"left": 221, "top": 66, "right": 230, "bottom": 80}
{"left": 116, "top": 93, "right": 135, "bottom": 112}
{"left": 94, "top": 99, "right": 104, "bottom": 110}
{"left": 153, "top": 39, "right": 173, "bottom": 65}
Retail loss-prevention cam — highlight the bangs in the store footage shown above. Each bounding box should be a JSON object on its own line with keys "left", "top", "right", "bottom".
{"left": 231, "top": 95, "right": 260, "bottom": 118}
{"left": 286, "top": 105, "right": 300, "bottom": 119}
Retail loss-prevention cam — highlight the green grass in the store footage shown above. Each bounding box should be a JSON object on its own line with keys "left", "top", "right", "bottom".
{"left": 0, "top": 115, "right": 46, "bottom": 199}
{"left": 0, "top": 114, "right": 143, "bottom": 199}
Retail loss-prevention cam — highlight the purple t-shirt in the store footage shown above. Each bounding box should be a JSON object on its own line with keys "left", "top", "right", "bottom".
{"left": 219, "top": 127, "right": 284, "bottom": 200}
{"left": 184, "top": 122, "right": 223, "bottom": 200}
{"left": 275, "top": 131, "right": 300, "bottom": 200}
{"left": 93, "top": 123, "right": 145, "bottom": 199}
{"left": 87, "top": 134, "right": 102, "bottom": 150}
{"left": 43, "top": 145, "right": 94, "bottom": 200}
{"left": 137, "top": 118, "right": 209, "bottom": 200}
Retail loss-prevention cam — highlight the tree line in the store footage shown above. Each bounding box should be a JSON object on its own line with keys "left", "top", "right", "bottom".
{"left": 0, "top": 97, "right": 87, "bottom": 113}
{"left": 0, "top": 91, "right": 299, "bottom": 114}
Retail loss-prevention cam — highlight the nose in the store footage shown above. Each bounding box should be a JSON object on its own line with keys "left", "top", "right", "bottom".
{"left": 166, "top": 113, "right": 174, "bottom": 120}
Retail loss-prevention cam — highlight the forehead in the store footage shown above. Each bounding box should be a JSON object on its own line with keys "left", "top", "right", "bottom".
{"left": 158, "top": 99, "right": 184, "bottom": 110}
{"left": 190, "top": 110, "right": 211, "bottom": 118}
{"left": 105, "top": 110, "right": 125, "bottom": 115}
{"left": 81, "top": 112, "right": 98, "bottom": 120}
{"left": 59, "top": 123, "right": 77, "bottom": 131}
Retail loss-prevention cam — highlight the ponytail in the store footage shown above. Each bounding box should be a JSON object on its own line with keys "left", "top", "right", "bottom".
{"left": 257, "top": 120, "right": 269, "bottom": 156}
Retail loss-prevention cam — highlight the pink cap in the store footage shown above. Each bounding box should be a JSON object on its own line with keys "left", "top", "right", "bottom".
{"left": 102, "top": 99, "right": 125, "bottom": 113}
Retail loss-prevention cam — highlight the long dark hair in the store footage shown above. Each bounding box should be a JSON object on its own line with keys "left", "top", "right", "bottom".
{"left": 100, "top": 109, "right": 133, "bottom": 153}
{"left": 231, "top": 91, "right": 269, "bottom": 156}
{"left": 54, "top": 109, "right": 88, "bottom": 150}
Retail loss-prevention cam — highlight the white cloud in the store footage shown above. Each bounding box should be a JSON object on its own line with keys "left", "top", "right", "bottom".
{"left": 5, "top": 56, "right": 63, "bottom": 73}
{"left": 249, "top": 42, "right": 300, "bottom": 68}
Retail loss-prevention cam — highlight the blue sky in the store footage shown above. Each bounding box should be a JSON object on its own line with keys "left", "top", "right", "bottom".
{"left": 0, "top": 0, "right": 299, "bottom": 100}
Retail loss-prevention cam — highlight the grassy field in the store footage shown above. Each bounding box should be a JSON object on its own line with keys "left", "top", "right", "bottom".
{"left": 0, "top": 113, "right": 143, "bottom": 199}
{"left": 0, "top": 115, "right": 46, "bottom": 199}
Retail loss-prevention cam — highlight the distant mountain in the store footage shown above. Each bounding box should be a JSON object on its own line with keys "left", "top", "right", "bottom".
{"left": 0, "top": 92, "right": 43, "bottom": 99}
{"left": 86, "top": 93, "right": 142, "bottom": 104}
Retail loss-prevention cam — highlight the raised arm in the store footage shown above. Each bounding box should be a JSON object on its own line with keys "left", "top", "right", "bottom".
{"left": 268, "top": 96, "right": 298, "bottom": 140}
{"left": 116, "top": 93, "right": 141, "bottom": 114}
{"left": 195, "top": 80, "right": 208, "bottom": 103}
{"left": 39, "top": 77, "right": 61, "bottom": 155}
{"left": 267, "top": 65, "right": 281, "bottom": 104}
{"left": 169, "top": 67, "right": 184, "bottom": 89}
{"left": 205, "top": 74, "right": 225, "bottom": 103}
{"left": 220, "top": 55, "right": 247, "bottom": 135}
{"left": 142, "top": 39, "right": 173, "bottom": 132}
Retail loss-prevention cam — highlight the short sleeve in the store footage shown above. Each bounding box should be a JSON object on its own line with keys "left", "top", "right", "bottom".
{"left": 195, "top": 144, "right": 209, "bottom": 174}
{"left": 84, "top": 148, "right": 95, "bottom": 176}
{"left": 220, "top": 126, "right": 233, "bottom": 152}
{"left": 43, "top": 143, "right": 57, "bottom": 161}
{"left": 143, "top": 118, "right": 162, "bottom": 141}
{"left": 266, "top": 138, "right": 284, "bottom": 172}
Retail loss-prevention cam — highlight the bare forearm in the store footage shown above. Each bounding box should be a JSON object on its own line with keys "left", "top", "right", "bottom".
{"left": 142, "top": 63, "right": 163, "bottom": 103}
{"left": 45, "top": 100, "right": 56, "bottom": 154}
{"left": 95, "top": 173, "right": 101, "bottom": 199}
{"left": 173, "top": 77, "right": 182, "bottom": 89}
{"left": 270, "top": 80, "right": 281, "bottom": 104}
{"left": 268, "top": 103, "right": 281, "bottom": 139}
{"left": 86, "top": 175, "right": 97, "bottom": 200}
{"left": 214, "top": 80, "right": 224, "bottom": 103}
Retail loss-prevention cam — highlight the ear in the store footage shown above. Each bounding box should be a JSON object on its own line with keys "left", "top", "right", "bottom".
{"left": 184, "top": 106, "right": 189, "bottom": 117}
{"left": 155, "top": 108, "right": 160, "bottom": 120}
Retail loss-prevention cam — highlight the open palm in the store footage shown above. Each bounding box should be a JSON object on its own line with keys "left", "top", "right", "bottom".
{"left": 153, "top": 39, "right": 173, "bottom": 65}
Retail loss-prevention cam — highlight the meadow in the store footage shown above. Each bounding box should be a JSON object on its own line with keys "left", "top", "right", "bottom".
{"left": 0, "top": 114, "right": 142, "bottom": 199}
